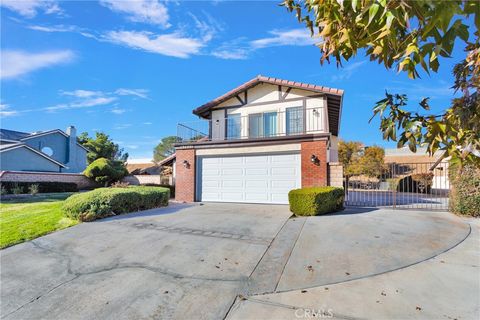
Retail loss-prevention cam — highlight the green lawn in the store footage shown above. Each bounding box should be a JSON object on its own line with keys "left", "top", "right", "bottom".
{"left": 0, "top": 193, "right": 79, "bottom": 249}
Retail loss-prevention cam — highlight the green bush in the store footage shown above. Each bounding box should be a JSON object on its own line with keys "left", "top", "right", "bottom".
{"left": 83, "top": 158, "right": 128, "bottom": 186}
{"left": 0, "top": 181, "right": 78, "bottom": 194}
{"left": 141, "top": 183, "right": 175, "bottom": 198}
{"left": 62, "top": 186, "right": 170, "bottom": 222}
{"left": 449, "top": 164, "right": 480, "bottom": 217}
{"left": 288, "top": 186, "right": 344, "bottom": 216}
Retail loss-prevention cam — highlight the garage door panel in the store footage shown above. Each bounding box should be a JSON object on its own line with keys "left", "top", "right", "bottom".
{"left": 272, "top": 193, "right": 289, "bottom": 202}
{"left": 222, "top": 180, "right": 243, "bottom": 188}
{"left": 245, "top": 168, "right": 269, "bottom": 175}
{"left": 222, "top": 157, "right": 244, "bottom": 165}
{"left": 203, "top": 180, "right": 221, "bottom": 188}
{"left": 221, "top": 168, "right": 243, "bottom": 175}
{"left": 203, "top": 158, "right": 221, "bottom": 165}
{"left": 202, "top": 169, "right": 221, "bottom": 176}
{"left": 245, "top": 156, "right": 269, "bottom": 164}
{"left": 271, "top": 154, "right": 297, "bottom": 162}
{"left": 245, "top": 180, "right": 268, "bottom": 188}
{"left": 221, "top": 192, "right": 244, "bottom": 201}
{"left": 198, "top": 153, "right": 300, "bottom": 204}
{"left": 271, "top": 167, "right": 297, "bottom": 175}
{"left": 271, "top": 180, "right": 297, "bottom": 188}
{"left": 202, "top": 192, "right": 221, "bottom": 200}
{"left": 245, "top": 193, "right": 269, "bottom": 201}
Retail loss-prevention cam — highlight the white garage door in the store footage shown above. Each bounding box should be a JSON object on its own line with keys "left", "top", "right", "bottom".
{"left": 197, "top": 153, "right": 301, "bottom": 204}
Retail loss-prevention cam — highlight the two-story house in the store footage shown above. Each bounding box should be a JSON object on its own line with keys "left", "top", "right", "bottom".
{"left": 174, "top": 75, "right": 344, "bottom": 204}
{"left": 0, "top": 126, "right": 88, "bottom": 173}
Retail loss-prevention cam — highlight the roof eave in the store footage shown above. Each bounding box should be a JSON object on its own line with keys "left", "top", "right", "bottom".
{"left": 192, "top": 76, "right": 344, "bottom": 117}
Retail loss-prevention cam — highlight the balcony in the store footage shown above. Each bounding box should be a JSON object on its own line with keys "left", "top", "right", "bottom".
{"left": 176, "top": 107, "right": 328, "bottom": 144}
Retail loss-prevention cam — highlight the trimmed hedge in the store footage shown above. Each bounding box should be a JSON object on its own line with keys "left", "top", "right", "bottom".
{"left": 62, "top": 186, "right": 170, "bottom": 221}
{"left": 289, "top": 186, "right": 344, "bottom": 216}
{"left": 449, "top": 164, "right": 480, "bottom": 217}
{"left": 141, "top": 184, "right": 175, "bottom": 198}
{"left": 0, "top": 181, "right": 78, "bottom": 194}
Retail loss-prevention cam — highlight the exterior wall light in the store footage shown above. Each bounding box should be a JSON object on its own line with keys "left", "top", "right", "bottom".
{"left": 182, "top": 160, "right": 190, "bottom": 168}
{"left": 311, "top": 154, "right": 320, "bottom": 166}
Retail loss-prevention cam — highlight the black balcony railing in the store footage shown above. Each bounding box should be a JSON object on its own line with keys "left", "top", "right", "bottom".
{"left": 176, "top": 107, "right": 327, "bottom": 143}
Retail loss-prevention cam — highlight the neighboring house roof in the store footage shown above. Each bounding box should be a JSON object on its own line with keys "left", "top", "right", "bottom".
{"left": 157, "top": 153, "right": 176, "bottom": 167}
{"left": 0, "top": 129, "right": 31, "bottom": 141}
{"left": 0, "top": 143, "right": 67, "bottom": 168}
{"left": 126, "top": 162, "right": 160, "bottom": 175}
{"left": 384, "top": 147, "right": 444, "bottom": 164}
{"left": 192, "top": 75, "right": 344, "bottom": 136}
{"left": 0, "top": 128, "right": 89, "bottom": 152}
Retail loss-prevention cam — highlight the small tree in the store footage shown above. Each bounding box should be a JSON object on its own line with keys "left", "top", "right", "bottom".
{"left": 339, "top": 141, "right": 385, "bottom": 190}
{"left": 153, "top": 136, "right": 178, "bottom": 163}
{"left": 83, "top": 158, "right": 128, "bottom": 187}
{"left": 338, "top": 140, "right": 362, "bottom": 190}
{"left": 78, "top": 132, "right": 128, "bottom": 164}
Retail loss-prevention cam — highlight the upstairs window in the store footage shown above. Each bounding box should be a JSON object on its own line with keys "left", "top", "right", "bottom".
{"left": 286, "top": 107, "right": 304, "bottom": 135}
{"left": 226, "top": 114, "right": 241, "bottom": 139}
{"left": 249, "top": 112, "right": 278, "bottom": 138}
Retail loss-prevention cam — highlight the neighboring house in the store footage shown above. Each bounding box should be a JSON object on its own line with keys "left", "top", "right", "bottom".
{"left": 385, "top": 146, "right": 449, "bottom": 191}
{"left": 384, "top": 146, "right": 444, "bottom": 164}
{"left": 173, "top": 75, "right": 344, "bottom": 204}
{"left": 126, "top": 160, "right": 161, "bottom": 175}
{"left": 0, "top": 126, "right": 88, "bottom": 173}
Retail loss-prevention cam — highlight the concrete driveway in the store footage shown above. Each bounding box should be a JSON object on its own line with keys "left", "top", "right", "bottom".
{"left": 1, "top": 204, "right": 477, "bottom": 320}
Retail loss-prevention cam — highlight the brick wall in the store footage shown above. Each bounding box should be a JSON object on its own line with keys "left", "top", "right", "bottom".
{"left": 328, "top": 162, "right": 344, "bottom": 188}
{"left": 175, "top": 148, "right": 196, "bottom": 202}
{"left": 0, "top": 171, "right": 96, "bottom": 189}
{"left": 301, "top": 140, "right": 328, "bottom": 187}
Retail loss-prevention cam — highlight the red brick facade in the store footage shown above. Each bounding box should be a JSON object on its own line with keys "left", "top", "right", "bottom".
{"left": 175, "top": 148, "right": 196, "bottom": 202}
{"left": 174, "top": 140, "right": 331, "bottom": 202}
{"left": 301, "top": 140, "right": 328, "bottom": 187}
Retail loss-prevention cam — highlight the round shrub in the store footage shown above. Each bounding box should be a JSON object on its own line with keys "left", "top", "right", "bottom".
{"left": 288, "top": 186, "right": 344, "bottom": 216}
{"left": 62, "top": 186, "right": 169, "bottom": 221}
{"left": 83, "top": 158, "right": 128, "bottom": 186}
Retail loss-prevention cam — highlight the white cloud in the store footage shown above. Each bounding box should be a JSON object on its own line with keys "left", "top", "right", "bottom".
{"left": 115, "top": 88, "right": 149, "bottom": 99}
{"left": 0, "top": 50, "right": 75, "bottom": 80}
{"left": 60, "top": 90, "right": 103, "bottom": 98}
{"left": 143, "top": 122, "right": 153, "bottom": 125}
{"left": 212, "top": 48, "right": 249, "bottom": 60}
{"left": 211, "top": 37, "right": 250, "bottom": 60}
{"left": 100, "top": 0, "right": 170, "bottom": 28}
{"left": 45, "top": 97, "right": 117, "bottom": 112}
{"left": 187, "top": 12, "right": 222, "bottom": 42}
{"left": 110, "top": 107, "right": 127, "bottom": 115}
{"left": 331, "top": 61, "right": 367, "bottom": 82}
{"left": 213, "top": 29, "right": 317, "bottom": 60}
{"left": 0, "top": 103, "right": 18, "bottom": 117}
{"left": 114, "top": 124, "right": 132, "bottom": 130}
{"left": 103, "top": 30, "right": 205, "bottom": 58}
{"left": 1, "top": 0, "right": 62, "bottom": 18}
{"left": 250, "top": 29, "right": 317, "bottom": 49}
{"left": 28, "top": 24, "right": 77, "bottom": 33}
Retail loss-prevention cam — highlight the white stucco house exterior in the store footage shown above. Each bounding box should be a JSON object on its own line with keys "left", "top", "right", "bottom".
{"left": 173, "top": 75, "right": 344, "bottom": 204}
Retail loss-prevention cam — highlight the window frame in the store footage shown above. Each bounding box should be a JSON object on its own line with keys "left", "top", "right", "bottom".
{"left": 286, "top": 106, "right": 304, "bottom": 135}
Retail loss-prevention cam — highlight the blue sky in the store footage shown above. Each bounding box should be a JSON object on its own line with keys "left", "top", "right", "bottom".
{"left": 0, "top": 0, "right": 470, "bottom": 160}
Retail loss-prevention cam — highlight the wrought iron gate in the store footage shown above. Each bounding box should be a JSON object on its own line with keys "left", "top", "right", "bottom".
{"left": 344, "top": 162, "right": 450, "bottom": 210}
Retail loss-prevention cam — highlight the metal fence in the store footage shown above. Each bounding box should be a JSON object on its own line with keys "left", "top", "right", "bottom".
{"left": 344, "top": 162, "right": 450, "bottom": 210}
{"left": 176, "top": 107, "right": 328, "bottom": 143}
